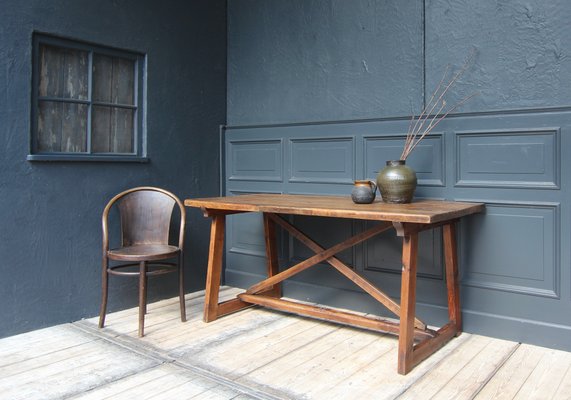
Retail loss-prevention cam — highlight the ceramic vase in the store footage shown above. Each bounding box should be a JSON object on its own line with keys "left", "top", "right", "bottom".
{"left": 376, "top": 160, "right": 417, "bottom": 204}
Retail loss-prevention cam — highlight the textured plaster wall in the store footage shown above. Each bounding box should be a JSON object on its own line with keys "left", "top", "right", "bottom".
{"left": 0, "top": 0, "right": 226, "bottom": 337}
{"left": 227, "top": 0, "right": 424, "bottom": 125}
{"left": 425, "top": 0, "right": 571, "bottom": 112}
{"left": 228, "top": 0, "right": 571, "bottom": 125}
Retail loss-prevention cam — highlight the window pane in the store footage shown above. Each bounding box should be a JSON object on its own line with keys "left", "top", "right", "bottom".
{"left": 32, "top": 35, "right": 144, "bottom": 159}
{"left": 38, "top": 45, "right": 88, "bottom": 100}
{"left": 37, "top": 101, "right": 87, "bottom": 152}
{"left": 93, "top": 54, "right": 135, "bottom": 105}
{"left": 92, "top": 106, "right": 134, "bottom": 153}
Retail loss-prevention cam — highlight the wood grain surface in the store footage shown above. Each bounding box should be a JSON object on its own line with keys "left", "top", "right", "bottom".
{"left": 185, "top": 194, "right": 484, "bottom": 224}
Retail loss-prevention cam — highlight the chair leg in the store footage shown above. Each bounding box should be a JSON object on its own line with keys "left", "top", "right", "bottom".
{"left": 98, "top": 258, "right": 109, "bottom": 329}
{"left": 144, "top": 274, "right": 148, "bottom": 315}
{"left": 138, "top": 261, "right": 147, "bottom": 337}
{"left": 179, "top": 251, "right": 186, "bottom": 322}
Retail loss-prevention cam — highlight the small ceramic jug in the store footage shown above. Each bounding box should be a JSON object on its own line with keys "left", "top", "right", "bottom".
{"left": 351, "top": 180, "right": 377, "bottom": 204}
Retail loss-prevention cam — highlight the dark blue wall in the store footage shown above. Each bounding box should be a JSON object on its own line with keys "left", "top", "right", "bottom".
{"left": 228, "top": 0, "right": 571, "bottom": 124}
{"left": 225, "top": 0, "right": 571, "bottom": 350}
{"left": 228, "top": 0, "right": 424, "bottom": 125}
{"left": 0, "top": 0, "right": 226, "bottom": 337}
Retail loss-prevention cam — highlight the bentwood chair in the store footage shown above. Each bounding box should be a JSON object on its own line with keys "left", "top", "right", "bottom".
{"left": 98, "top": 187, "right": 186, "bottom": 337}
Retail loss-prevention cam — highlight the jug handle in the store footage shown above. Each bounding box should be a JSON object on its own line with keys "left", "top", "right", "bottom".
{"left": 369, "top": 180, "right": 377, "bottom": 194}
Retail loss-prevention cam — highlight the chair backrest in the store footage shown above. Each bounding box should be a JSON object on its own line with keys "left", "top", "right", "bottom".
{"left": 102, "top": 187, "right": 186, "bottom": 250}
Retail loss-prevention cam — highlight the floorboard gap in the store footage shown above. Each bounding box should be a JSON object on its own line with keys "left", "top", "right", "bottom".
{"left": 71, "top": 320, "right": 286, "bottom": 400}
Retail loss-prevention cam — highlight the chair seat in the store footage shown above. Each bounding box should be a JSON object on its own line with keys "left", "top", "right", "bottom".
{"left": 108, "top": 244, "right": 180, "bottom": 261}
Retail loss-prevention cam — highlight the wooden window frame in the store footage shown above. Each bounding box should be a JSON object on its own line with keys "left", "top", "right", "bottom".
{"left": 28, "top": 33, "right": 148, "bottom": 162}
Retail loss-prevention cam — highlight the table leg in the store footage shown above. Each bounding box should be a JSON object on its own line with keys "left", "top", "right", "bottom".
{"left": 203, "top": 214, "right": 225, "bottom": 322}
{"left": 263, "top": 213, "right": 281, "bottom": 298}
{"left": 443, "top": 222, "right": 462, "bottom": 333}
{"left": 398, "top": 232, "right": 419, "bottom": 375}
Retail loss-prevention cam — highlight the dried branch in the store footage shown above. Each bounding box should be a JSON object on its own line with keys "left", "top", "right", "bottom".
{"left": 400, "top": 50, "right": 478, "bottom": 160}
{"left": 404, "top": 92, "right": 480, "bottom": 159}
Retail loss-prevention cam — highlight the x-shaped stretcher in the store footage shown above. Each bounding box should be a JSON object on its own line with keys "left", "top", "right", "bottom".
{"left": 185, "top": 194, "right": 483, "bottom": 374}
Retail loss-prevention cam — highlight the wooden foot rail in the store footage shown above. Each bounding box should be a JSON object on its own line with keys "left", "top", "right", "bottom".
{"left": 239, "top": 293, "right": 436, "bottom": 341}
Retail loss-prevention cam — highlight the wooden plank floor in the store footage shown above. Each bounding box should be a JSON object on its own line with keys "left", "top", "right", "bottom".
{"left": 1, "top": 287, "right": 570, "bottom": 399}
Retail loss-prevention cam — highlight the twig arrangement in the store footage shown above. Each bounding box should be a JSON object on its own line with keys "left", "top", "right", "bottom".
{"left": 400, "top": 52, "right": 479, "bottom": 160}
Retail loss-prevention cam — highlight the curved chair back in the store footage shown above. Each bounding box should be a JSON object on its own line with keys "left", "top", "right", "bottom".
{"left": 102, "top": 187, "right": 186, "bottom": 252}
{"left": 118, "top": 191, "right": 175, "bottom": 247}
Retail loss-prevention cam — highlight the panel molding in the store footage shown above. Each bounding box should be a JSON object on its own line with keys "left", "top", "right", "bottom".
{"left": 363, "top": 133, "right": 445, "bottom": 187}
{"left": 363, "top": 226, "right": 444, "bottom": 280}
{"left": 289, "top": 136, "right": 355, "bottom": 184}
{"left": 455, "top": 128, "right": 561, "bottom": 189}
{"left": 224, "top": 106, "right": 571, "bottom": 131}
{"left": 223, "top": 110, "right": 571, "bottom": 349}
{"left": 227, "top": 139, "right": 284, "bottom": 182}
{"left": 227, "top": 189, "right": 282, "bottom": 258}
{"left": 457, "top": 199, "right": 561, "bottom": 299}
{"left": 287, "top": 215, "right": 358, "bottom": 270}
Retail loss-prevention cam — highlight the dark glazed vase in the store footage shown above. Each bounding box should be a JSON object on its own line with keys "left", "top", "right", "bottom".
{"left": 376, "top": 160, "right": 417, "bottom": 204}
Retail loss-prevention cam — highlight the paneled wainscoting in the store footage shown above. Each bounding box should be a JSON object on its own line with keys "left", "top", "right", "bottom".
{"left": 1, "top": 287, "right": 570, "bottom": 399}
{"left": 222, "top": 110, "right": 571, "bottom": 350}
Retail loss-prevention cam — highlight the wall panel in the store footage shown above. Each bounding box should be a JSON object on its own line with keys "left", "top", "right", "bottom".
{"left": 224, "top": 110, "right": 571, "bottom": 350}
{"left": 289, "top": 137, "right": 354, "bottom": 184}
{"left": 228, "top": 140, "right": 283, "bottom": 182}
{"left": 456, "top": 129, "right": 559, "bottom": 189}
{"left": 364, "top": 134, "right": 445, "bottom": 187}
{"left": 460, "top": 202, "right": 559, "bottom": 298}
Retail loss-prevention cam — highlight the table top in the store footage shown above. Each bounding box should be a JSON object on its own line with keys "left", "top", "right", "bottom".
{"left": 185, "top": 194, "right": 484, "bottom": 224}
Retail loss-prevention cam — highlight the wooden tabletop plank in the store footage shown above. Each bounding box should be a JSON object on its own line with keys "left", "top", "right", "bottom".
{"left": 185, "top": 194, "right": 484, "bottom": 224}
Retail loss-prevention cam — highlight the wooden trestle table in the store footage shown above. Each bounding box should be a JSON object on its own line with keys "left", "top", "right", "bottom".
{"left": 185, "top": 194, "right": 484, "bottom": 375}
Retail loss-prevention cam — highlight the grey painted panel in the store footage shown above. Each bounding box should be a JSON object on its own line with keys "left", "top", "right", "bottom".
{"left": 460, "top": 202, "right": 559, "bottom": 299}
{"left": 364, "top": 135, "right": 444, "bottom": 186}
{"left": 364, "top": 226, "right": 443, "bottom": 280}
{"left": 290, "top": 215, "right": 355, "bottom": 267}
{"left": 289, "top": 137, "right": 354, "bottom": 184}
{"left": 229, "top": 212, "right": 266, "bottom": 258}
{"left": 227, "top": 189, "right": 284, "bottom": 265}
{"left": 225, "top": 189, "right": 289, "bottom": 280}
{"left": 456, "top": 129, "right": 559, "bottom": 189}
{"left": 228, "top": 140, "right": 283, "bottom": 182}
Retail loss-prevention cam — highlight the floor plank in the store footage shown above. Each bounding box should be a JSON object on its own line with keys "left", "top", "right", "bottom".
{"left": 270, "top": 328, "right": 391, "bottom": 398}
{"left": 0, "top": 330, "right": 159, "bottom": 400}
{"left": 398, "top": 335, "right": 518, "bottom": 400}
{"left": 474, "top": 343, "right": 545, "bottom": 400}
{"left": 319, "top": 332, "right": 471, "bottom": 400}
{"left": 225, "top": 318, "right": 341, "bottom": 379}
{"left": 512, "top": 346, "right": 571, "bottom": 400}
{"left": 552, "top": 362, "right": 571, "bottom": 400}
{"left": 428, "top": 339, "right": 518, "bottom": 400}
{"left": 0, "top": 324, "right": 96, "bottom": 366}
{"left": 3, "top": 287, "right": 571, "bottom": 400}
